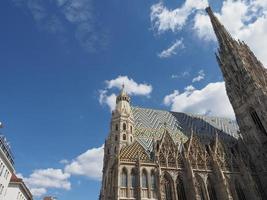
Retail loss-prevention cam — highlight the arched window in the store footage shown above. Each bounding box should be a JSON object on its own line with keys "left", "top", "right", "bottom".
{"left": 196, "top": 176, "right": 206, "bottom": 200}
{"left": 115, "top": 124, "right": 119, "bottom": 131}
{"left": 121, "top": 168, "right": 128, "bottom": 187}
{"left": 130, "top": 136, "right": 132, "bottom": 142}
{"left": 207, "top": 177, "right": 217, "bottom": 200}
{"left": 115, "top": 135, "right": 118, "bottom": 141}
{"left": 164, "top": 173, "right": 173, "bottom": 200}
{"left": 250, "top": 109, "right": 267, "bottom": 135}
{"left": 123, "top": 134, "right": 126, "bottom": 140}
{"left": 177, "top": 175, "right": 187, "bottom": 200}
{"left": 235, "top": 180, "right": 246, "bottom": 200}
{"left": 114, "top": 146, "right": 117, "bottom": 153}
{"left": 142, "top": 170, "right": 148, "bottom": 188}
{"left": 151, "top": 171, "right": 156, "bottom": 190}
{"left": 123, "top": 123, "right": 127, "bottom": 131}
{"left": 130, "top": 169, "right": 137, "bottom": 188}
{"left": 130, "top": 126, "right": 133, "bottom": 133}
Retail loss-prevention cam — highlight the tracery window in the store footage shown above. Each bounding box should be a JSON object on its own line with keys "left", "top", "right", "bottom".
{"left": 142, "top": 170, "right": 148, "bottom": 188}
{"left": 235, "top": 180, "right": 246, "bottom": 200}
{"left": 250, "top": 109, "right": 267, "bottom": 135}
{"left": 196, "top": 176, "right": 206, "bottom": 200}
{"left": 121, "top": 168, "right": 128, "bottom": 187}
{"left": 207, "top": 177, "right": 217, "bottom": 200}
{"left": 177, "top": 175, "right": 187, "bottom": 200}
{"left": 164, "top": 174, "right": 173, "bottom": 200}
{"left": 151, "top": 171, "right": 156, "bottom": 189}
{"left": 130, "top": 169, "right": 137, "bottom": 188}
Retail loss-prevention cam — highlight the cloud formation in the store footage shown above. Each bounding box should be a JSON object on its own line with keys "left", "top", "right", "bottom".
{"left": 19, "top": 168, "right": 71, "bottom": 197}
{"left": 193, "top": 0, "right": 267, "bottom": 66}
{"left": 150, "top": 0, "right": 208, "bottom": 33}
{"left": 192, "top": 70, "right": 205, "bottom": 83}
{"left": 163, "top": 82, "right": 235, "bottom": 119}
{"left": 99, "top": 76, "right": 153, "bottom": 111}
{"left": 65, "top": 145, "right": 104, "bottom": 180}
{"left": 158, "top": 39, "right": 185, "bottom": 58}
{"left": 19, "top": 144, "right": 104, "bottom": 197}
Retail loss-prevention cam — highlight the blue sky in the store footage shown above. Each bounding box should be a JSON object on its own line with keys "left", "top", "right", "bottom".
{"left": 1, "top": 0, "right": 267, "bottom": 199}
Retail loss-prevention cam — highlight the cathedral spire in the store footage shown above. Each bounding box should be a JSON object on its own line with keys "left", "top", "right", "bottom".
{"left": 206, "top": 7, "right": 235, "bottom": 50}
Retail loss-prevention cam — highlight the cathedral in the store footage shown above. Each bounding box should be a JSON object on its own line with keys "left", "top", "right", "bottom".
{"left": 99, "top": 7, "right": 267, "bottom": 200}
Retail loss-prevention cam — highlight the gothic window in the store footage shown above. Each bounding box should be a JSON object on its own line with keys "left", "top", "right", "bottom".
{"left": 130, "top": 136, "right": 132, "bottom": 142}
{"left": 121, "top": 168, "right": 128, "bottom": 187}
{"left": 123, "top": 134, "right": 126, "bottom": 140}
{"left": 130, "top": 126, "right": 132, "bottom": 133}
{"left": 115, "top": 135, "right": 118, "bottom": 141}
{"left": 123, "top": 123, "right": 127, "bottom": 131}
{"left": 164, "top": 174, "right": 173, "bottom": 200}
{"left": 107, "top": 148, "right": 110, "bottom": 154}
{"left": 151, "top": 171, "right": 156, "bottom": 190}
{"left": 235, "top": 180, "right": 246, "bottom": 200}
{"left": 250, "top": 109, "right": 267, "bottom": 135}
{"left": 177, "top": 175, "right": 187, "bottom": 200}
{"left": 142, "top": 170, "right": 148, "bottom": 188}
{"left": 115, "top": 124, "right": 119, "bottom": 131}
{"left": 207, "top": 177, "right": 217, "bottom": 200}
{"left": 130, "top": 169, "right": 137, "bottom": 188}
{"left": 196, "top": 176, "right": 206, "bottom": 200}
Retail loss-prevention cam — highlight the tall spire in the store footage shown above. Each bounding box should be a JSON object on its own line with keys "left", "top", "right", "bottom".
{"left": 206, "top": 7, "right": 235, "bottom": 50}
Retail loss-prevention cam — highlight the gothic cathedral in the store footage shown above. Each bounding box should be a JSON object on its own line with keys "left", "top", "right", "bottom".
{"left": 99, "top": 7, "right": 267, "bottom": 200}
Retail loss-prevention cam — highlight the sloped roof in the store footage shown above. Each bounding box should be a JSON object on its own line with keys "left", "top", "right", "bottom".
{"left": 131, "top": 107, "right": 239, "bottom": 152}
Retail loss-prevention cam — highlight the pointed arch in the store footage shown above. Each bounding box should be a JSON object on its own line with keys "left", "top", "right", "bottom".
{"left": 120, "top": 168, "right": 128, "bottom": 187}
{"left": 130, "top": 168, "right": 137, "bottom": 198}
{"left": 141, "top": 169, "right": 149, "bottom": 198}
{"left": 142, "top": 169, "right": 148, "bottom": 188}
{"left": 158, "top": 131, "right": 177, "bottom": 168}
{"left": 163, "top": 172, "right": 175, "bottom": 200}
{"left": 176, "top": 174, "right": 187, "bottom": 200}
{"left": 195, "top": 174, "right": 207, "bottom": 200}
{"left": 207, "top": 176, "right": 217, "bottom": 200}
{"left": 151, "top": 170, "right": 157, "bottom": 199}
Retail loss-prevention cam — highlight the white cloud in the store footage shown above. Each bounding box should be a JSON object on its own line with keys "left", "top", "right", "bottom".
{"left": 193, "top": 0, "right": 267, "bottom": 67}
{"left": 19, "top": 168, "right": 71, "bottom": 197}
{"left": 30, "top": 188, "right": 47, "bottom": 197}
{"left": 99, "top": 90, "right": 117, "bottom": 111}
{"left": 163, "top": 82, "right": 235, "bottom": 119}
{"left": 106, "top": 76, "right": 152, "bottom": 96}
{"left": 150, "top": 0, "right": 208, "bottom": 33}
{"left": 192, "top": 70, "right": 205, "bottom": 82}
{"left": 158, "top": 39, "right": 185, "bottom": 58}
{"left": 171, "top": 71, "right": 190, "bottom": 79}
{"left": 65, "top": 145, "right": 104, "bottom": 180}
{"left": 99, "top": 76, "right": 153, "bottom": 111}
{"left": 18, "top": 144, "right": 105, "bottom": 197}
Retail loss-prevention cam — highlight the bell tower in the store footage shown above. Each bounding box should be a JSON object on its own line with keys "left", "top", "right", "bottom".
{"left": 206, "top": 6, "right": 267, "bottom": 193}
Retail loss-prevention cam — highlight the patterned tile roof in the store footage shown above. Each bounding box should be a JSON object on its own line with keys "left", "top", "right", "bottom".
{"left": 120, "top": 141, "right": 151, "bottom": 162}
{"left": 132, "top": 107, "right": 239, "bottom": 151}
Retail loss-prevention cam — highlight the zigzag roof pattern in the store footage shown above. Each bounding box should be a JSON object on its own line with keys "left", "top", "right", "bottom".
{"left": 132, "top": 107, "right": 239, "bottom": 151}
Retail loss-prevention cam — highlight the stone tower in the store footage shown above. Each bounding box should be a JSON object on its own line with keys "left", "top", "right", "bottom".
{"left": 206, "top": 6, "right": 267, "bottom": 193}
{"left": 100, "top": 86, "right": 135, "bottom": 200}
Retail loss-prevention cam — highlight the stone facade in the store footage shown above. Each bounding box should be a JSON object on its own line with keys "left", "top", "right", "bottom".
{"left": 100, "top": 7, "right": 267, "bottom": 200}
